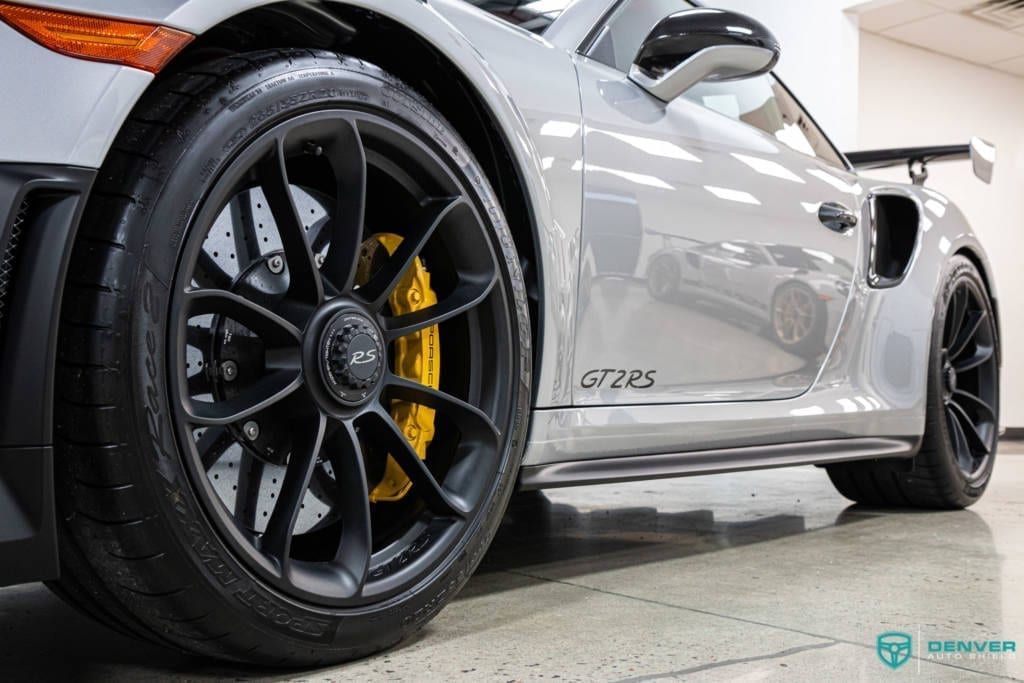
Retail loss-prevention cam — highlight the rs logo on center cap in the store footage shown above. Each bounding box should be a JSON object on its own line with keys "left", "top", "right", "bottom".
{"left": 319, "top": 311, "right": 385, "bottom": 405}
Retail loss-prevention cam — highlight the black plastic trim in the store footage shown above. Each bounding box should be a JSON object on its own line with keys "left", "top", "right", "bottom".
{"left": 845, "top": 144, "right": 970, "bottom": 170}
{"left": 866, "top": 191, "right": 921, "bottom": 290}
{"left": 0, "top": 447, "right": 58, "bottom": 586}
{"left": 0, "top": 163, "right": 96, "bottom": 588}
{"left": 0, "top": 164, "right": 95, "bottom": 447}
{"left": 517, "top": 437, "right": 919, "bottom": 490}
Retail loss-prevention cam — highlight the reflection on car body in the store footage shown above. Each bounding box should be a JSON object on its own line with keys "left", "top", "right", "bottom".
{"left": 647, "top": 239, "right": 853, "bottom": 357}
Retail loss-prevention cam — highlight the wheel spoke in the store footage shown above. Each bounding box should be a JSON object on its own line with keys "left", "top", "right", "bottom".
{"left": 949, "top": 310, "right": 986, "bottom": 360}
{"left": 318, "top": 119, "right": 368, "bottom": 293}
{"left": 364, "top": 407, "right": 470, "bottom": 518}
{"left": 229, "top": 192, "right": 263, "bottom": 268}
{"left": 947, "top": 400, "right": 992, "bottom": 456}
{"left": 194, "top": 250, "right": 233, "bottom": 290}
{"left": 954, "top": 344, "right": 994, "bottom": 373}
{"left": 184, "top": 370, "right": 303, "bottom": 426}
{"left": 234, "top": 452, "right": 265, "bottom": 529}
{"left": 258, "top": 136, "right": 325, "bottom": 305}
{"left": 187, "top": 371, "right": 212, "bottom": 397}
{"left": 197, "top": 426, "right": 235, "bottom": 470}
{"left": 945, "top": 286, "right": 968, "bottom": 349}
{"left": 359, "top": 197, "right": 466, "bottom": 309}
{"left": 952, "top": 389, "right": 996, "bottom": 422}
{"left": 325, "top": 420, "right": 372, "bottom": 597}
{"left": 261, "top": 414, "right": 327, "bottom": 567}
{"left": 383, "top": 273, "right": 498, "bottom": 341}
{"left": 182, "top": 289, "right": 301, "bottom": 348}
{"left": 946, "top": 410, "right": 975, "bottom": 472}
{"left": 384, "top": 374, "right": 499, "bottom": 446}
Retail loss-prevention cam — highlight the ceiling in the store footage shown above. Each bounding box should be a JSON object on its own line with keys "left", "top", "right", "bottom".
{"left": 851, "top": 0, "right": 1024, "bottom": 76}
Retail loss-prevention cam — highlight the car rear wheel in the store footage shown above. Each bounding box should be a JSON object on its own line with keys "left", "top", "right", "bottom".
{"left": 827, "top": 255, "right": 998, "bottom": 508}
{"left": 50, "top": 50, "right": 530, "bottom": 665}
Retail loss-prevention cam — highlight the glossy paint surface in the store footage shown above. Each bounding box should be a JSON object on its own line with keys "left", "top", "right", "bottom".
{"left": 572, "top": 56, "right": 861, "bottom": 405}
{"left": 0, "top": 0, "right": 999, "bottom": 472}
{"left": 0, "top": 23, "right": 151, "bottom": 166}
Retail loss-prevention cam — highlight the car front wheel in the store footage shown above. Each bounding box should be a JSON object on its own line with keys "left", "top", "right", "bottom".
{"left": 51, "top": 50, "right": 530, "bottom": 665}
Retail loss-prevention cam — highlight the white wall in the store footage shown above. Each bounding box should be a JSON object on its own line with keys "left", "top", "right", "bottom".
{"left": 696, "top": 4, "right": 1022, "bottom": 426}
{"left": 857, "top": 32, "right": 1024, "bottom": 428}
{"left": 714, "top": 0, "right": 862, "bottom": 148}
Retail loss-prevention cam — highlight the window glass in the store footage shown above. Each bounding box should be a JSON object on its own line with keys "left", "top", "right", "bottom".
{"left": 464, "top": 0, "right": 575, "bottom": 34}
{"left": 587, "top": 0, "right": 688, "bottom": 72}
{"left": 584, "top": 0, "right": 845, "bottom": 168}
{"left": 683, "top": 77, "right": 844, "bottom": 167}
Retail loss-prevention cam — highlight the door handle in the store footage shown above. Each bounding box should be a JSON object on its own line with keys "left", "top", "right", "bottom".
{"left": 818, "top": 202, "right": 858, "bottom": 232}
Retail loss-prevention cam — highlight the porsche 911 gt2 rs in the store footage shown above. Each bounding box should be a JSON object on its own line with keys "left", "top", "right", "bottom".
{"left": 0, "top": 0, "right": 1000, "bottom": 665}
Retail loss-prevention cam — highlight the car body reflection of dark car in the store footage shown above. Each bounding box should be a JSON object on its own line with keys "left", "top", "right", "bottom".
{"left": 647, "top": 241, "right": 853, "bottom": 356}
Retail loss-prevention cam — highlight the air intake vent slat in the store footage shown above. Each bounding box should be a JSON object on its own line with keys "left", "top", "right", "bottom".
{"left": 0, "top": 198, "right": 29, "bottom": 331}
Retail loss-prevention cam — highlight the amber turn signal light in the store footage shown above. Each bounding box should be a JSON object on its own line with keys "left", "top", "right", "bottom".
{"left": 0, "top": 2, "right": 193, "bottom": 73}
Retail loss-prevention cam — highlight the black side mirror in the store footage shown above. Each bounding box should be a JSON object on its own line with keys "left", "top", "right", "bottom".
{"left": 629, "top": 8, "right": 781, "bottom": 102}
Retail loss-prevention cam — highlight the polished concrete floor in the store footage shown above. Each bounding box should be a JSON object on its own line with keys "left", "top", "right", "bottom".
{"left": 2, "top": 442, "right": 1022, "bottom": 682}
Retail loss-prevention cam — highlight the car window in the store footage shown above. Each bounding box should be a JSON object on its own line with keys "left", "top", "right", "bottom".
{"left": 684, "top": 76, "right": 845, "bottom": 167}
{"left": 586, "top": 0, "right": 689, "bottom": 71}
{"left": 583, "top": 0, "right": 846, "bottom": 169}
{"left": 463, "top": 0, "right": 576, "bottom": 34}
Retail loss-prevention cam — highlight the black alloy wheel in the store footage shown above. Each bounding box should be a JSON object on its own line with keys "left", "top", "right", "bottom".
{"left": 51, "top": 50, "right": 530, "bottom": 665}
{"left": 826, "top": 255, "right": 999, "bottom": 508}
{"left": 938, "top": 278, "right": 998, "bottom": 479}
{"left": 170, "top": 109, "right": 512, "bottom": 605}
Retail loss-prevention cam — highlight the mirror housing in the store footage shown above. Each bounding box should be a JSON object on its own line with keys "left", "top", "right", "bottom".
{"left": 629, "top": 9, "right": 780, "bottom": 103}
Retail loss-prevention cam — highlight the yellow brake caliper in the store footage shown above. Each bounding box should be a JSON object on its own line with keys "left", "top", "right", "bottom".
{"left": 357, "top": 233, "right": 440, "bottom": 503}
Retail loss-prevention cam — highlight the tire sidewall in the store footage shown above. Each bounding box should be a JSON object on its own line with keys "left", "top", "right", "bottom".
{"left": 123, "top": 52, "right": 530, "bottom": 659}
{"left": 927, "top": 255, "right": 997, "bottom": 499}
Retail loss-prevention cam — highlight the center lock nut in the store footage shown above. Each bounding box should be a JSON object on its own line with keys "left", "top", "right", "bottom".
{"left": 319, "top": 312, "right": 385, "bottom": 405}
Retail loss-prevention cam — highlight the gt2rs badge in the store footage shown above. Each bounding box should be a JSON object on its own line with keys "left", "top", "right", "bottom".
{"left": 580, "top": 369, "right": 657, "bottom": 389}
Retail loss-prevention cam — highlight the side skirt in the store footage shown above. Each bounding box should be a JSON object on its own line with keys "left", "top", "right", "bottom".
{"left": 517, "top": 437, "right": 919, "bottom": 490}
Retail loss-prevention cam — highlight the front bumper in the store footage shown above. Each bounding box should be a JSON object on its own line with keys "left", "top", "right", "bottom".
{"left": 0, "top": 163, "right": 95, "bottom": 587}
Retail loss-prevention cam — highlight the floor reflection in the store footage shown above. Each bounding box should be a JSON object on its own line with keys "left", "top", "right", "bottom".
{"left": 0, "top": 453, "right": 1019, "bottom": 681}
{"left": 477, "top": 489, "right": 820, "bottom": 581}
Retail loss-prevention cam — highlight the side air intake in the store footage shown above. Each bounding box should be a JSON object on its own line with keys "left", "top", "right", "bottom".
{"left": 867, "top": 193, "right": 920, "bottom": 289}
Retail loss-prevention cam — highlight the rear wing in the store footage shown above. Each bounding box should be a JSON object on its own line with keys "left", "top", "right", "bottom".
{"left": 845, "top": 137, "right": 995, "bottom": 186}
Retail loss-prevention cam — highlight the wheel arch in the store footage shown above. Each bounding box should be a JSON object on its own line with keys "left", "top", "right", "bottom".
{"left": 106, "top": 1, "right": 546, "bottom": 400}
{"left": 954, "top": 243, "right": 1001, "bottom": 366}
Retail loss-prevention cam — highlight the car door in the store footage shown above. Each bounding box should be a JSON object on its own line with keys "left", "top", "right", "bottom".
{"left": 572, "top": 0, "right": 863, "bottom": 406}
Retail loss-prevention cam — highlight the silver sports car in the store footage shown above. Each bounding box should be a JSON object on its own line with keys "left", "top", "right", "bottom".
{"left": 0, "top": 0, "right": 1000, "bottom": 665}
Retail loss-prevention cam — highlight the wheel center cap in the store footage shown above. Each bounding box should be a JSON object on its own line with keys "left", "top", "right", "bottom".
{"left": 319, "top": 311, "right": 385, "bottom": 405}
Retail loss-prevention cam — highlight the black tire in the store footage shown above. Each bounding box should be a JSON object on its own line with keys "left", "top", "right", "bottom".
{"left": 51, "top": 50, "right": 531, "bottom": 665}
{"left": 827, "top": 255, "right": 999, "bottom": 509}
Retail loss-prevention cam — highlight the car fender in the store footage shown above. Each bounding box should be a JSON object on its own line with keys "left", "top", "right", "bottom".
{"left": 9, "top": 0, "right": 578, "bottom": 407}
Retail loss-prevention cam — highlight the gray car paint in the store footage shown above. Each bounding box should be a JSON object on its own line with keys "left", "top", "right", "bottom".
{"left": 0, "top": 0, "right": 998, "bottom": 473}
{"left": 571, "top": 55, "right": 862, "bottom": 405}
